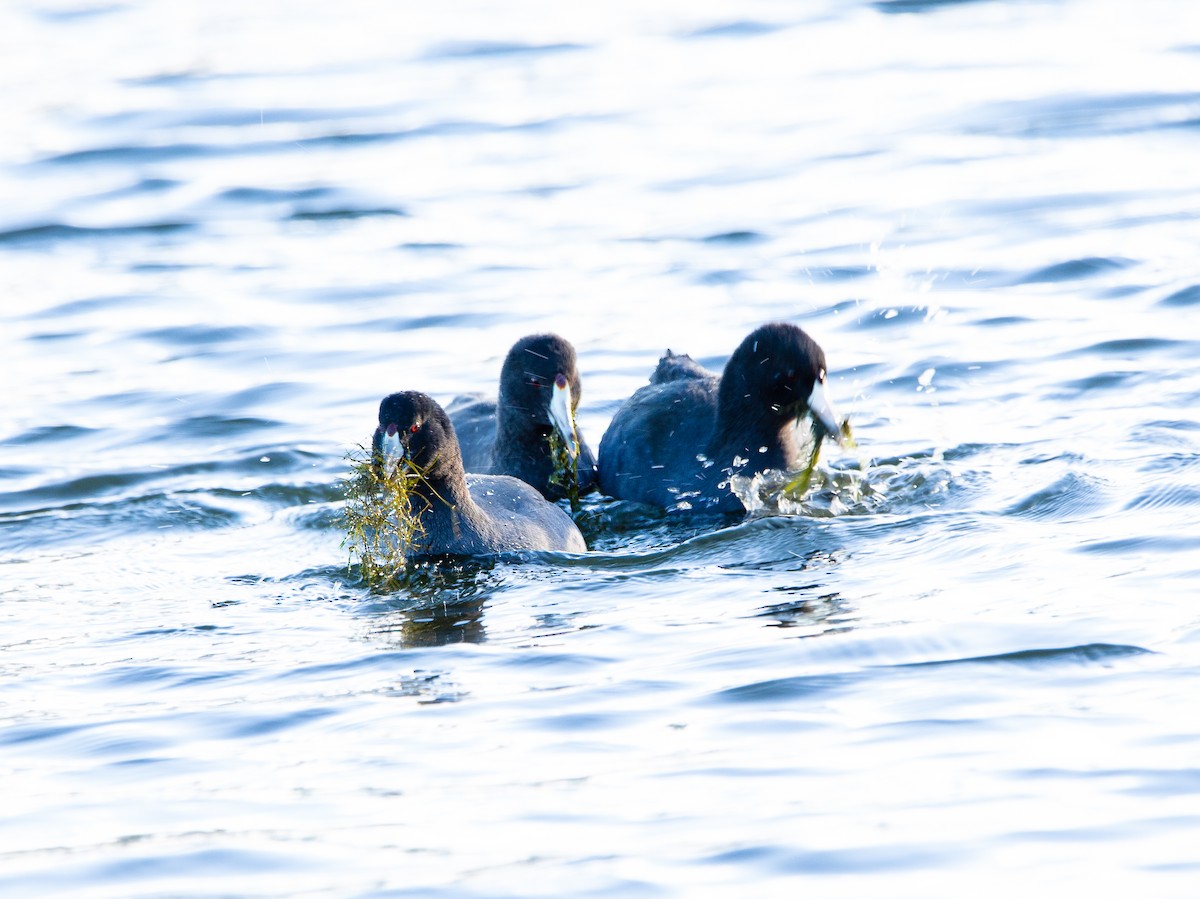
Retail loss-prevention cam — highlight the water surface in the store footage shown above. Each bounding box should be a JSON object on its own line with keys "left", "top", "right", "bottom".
{"left": 3, "top": 0, "right": 1200, "bottom": 895}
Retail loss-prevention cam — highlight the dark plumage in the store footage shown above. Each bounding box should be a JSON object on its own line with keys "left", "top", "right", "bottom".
{"left": 649, "top": 350, "right": 710, "bottom": 385}
{"left": 372, "top": 391, "right": 587, "bottom": 556}
{"left": 597, "top": 323, "right": 847, "bottom": 513}
{"left": 446, "top": 333, "right": 598, "bottom": 501}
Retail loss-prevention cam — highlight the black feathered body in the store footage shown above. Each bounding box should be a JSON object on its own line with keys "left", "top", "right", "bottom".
{"left": 597, "top": 323, "right": 827, "bottom": 513}
{"left": 447, "top": 334, "right": 598, "bottom": 501}
{"left": 447, "top": 393, "right": 598, "bottom": 500}
{"left": 407, "top": 472, "right": 586, "bottom": 557}
{"left": 373, "top": 391, "right": 587, "bottom": 557}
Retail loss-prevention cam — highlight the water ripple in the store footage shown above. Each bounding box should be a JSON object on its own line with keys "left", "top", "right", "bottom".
{"left": 1017, "top": 256, "right": 1136, "bottom": 284}
{"left": 899, "top": 643, "right": 1152, "bottom": 670}
{"left": 1159, "top": 285, "right": 1200, "bottom": 307}
{"left": 1003, "top": 473, "right": 1113, "bottom": 522}
{"left": 5, "top": 0, "right": 1200, "bottom": 894}
{"left": 966, "top": 92, "right": 1200, "bottom": 138}
{"left": 877, "top": 0, "right": 991, "bottom": 12}
{"left": 684, "top": 21, "right": 784, "bottom": 39}
{"left": 703, "top": 841, "right": 965, "bottom": 873}
{"left": 1124, "top": 483, "right": 1200, "bottom": 513}
{"left": 0, "top": 222, "right": 192, "bottom": 244}
{"left": 710, "top": 672, "right": 865, "bottom": 704}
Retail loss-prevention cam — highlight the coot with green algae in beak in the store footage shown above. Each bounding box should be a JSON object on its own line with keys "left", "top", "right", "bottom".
{"left": 597, "top": 322, "right": 849, "bottom": 513}
{"left": 372, "top": 391, "right": 587, "bottom": 556}
{"left": 446, "top": 333, "right": 598, "bottom": 502}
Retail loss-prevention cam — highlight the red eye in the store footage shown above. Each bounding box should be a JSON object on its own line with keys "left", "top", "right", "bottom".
{"left": 410, "top": 423, "right": 419, "bottom": 433}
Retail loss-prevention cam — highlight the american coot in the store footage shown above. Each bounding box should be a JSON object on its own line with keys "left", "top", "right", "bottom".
{"left": 597, "top": 322, "right": 849, "bottom": 513}
{"left": 372, "top": 391, "right": 587, "bottom": 556}
{"left": 447, "top": 334, "right": 598, "bottom": 502}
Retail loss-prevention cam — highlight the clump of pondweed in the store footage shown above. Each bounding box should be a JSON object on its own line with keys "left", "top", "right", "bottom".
{"left": 781, "top": 416, "right": 856, "bottom": 502}
{"left": 730, "top": 417, "right": 861, "bottom": 517}
{"left": 341, "top": 446, "right": 428, "bottom": 588}
{"left": 546, "top": 428, "right": 581, "bottom": 512}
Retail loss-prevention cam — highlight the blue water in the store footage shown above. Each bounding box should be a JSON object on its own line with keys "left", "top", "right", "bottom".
{"left": 4, "top": 0, "right": 1200, "bottom": 895}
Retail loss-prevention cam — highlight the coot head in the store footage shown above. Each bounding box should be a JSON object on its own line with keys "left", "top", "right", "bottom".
{"left": 498, "top": 333, "right": 583, "bottom": 457}
{"left": 717, "top": 322, "right": 846, "bottom": 442}
{"left": 372, "top": 391, "right": 463, "bottom": 480}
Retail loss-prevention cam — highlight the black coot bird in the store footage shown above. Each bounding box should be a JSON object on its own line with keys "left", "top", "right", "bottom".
{"left": 597, "top": 322, "right": 849, "bottom": 513}
{"left": 447, "top": 333, "right": 598, "bottom": 502}
{"left": 372, "top": 391, "right": 586, "bottom": 556}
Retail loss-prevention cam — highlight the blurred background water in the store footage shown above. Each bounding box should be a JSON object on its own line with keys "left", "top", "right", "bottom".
{"left": 3, "top": 0, "right": 1200, "bottom": 895}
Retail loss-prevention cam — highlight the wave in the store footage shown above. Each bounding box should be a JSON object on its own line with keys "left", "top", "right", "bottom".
{"left": 1003, "top": 472, "right": 1114, "bottom": 522}
{"left": 0, "top": 221, "right": 192, "bottom": 244}
{"left": 423, "top": 40, "right": 585, "bottom": 60}
{"left": 1160, "top": 285, "right": 1200, "bottom": 307}
{"left": 1016, "top": 256, "right": 1135, "bottom": 285}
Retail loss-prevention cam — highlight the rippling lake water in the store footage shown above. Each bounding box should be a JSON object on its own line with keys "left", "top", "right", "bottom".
{"left": 4, "top": 0, "right": 1200, "bottom": 895}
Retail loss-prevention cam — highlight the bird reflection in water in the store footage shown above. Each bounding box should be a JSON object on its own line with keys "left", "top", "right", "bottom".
{"left": 364, "top": 558, "right": 499, "bottom": 648}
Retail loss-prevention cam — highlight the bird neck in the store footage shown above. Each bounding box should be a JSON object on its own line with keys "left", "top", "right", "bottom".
{"left": 708, "top": 411, "right": 798, "bottom": 474}
{"left": 496, "top": 399, "right": 549, "bottom": 439}
{"left": 402, "top": 447, "right": 472, "bottom": 513}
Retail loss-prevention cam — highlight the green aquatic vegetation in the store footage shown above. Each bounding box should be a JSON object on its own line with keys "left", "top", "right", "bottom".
{"left": 341, "top": 447, "right": 428, "bottom": 588}
{"left": 781, "top": 416, "right": 856, "bottom": 503}
{"left": 546, "top": 428, "right": 581, "bottom": 513}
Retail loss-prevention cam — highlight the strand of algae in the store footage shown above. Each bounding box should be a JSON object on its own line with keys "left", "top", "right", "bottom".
{"left": 547, "top": 428, "right": 581, "bottom": 513}
{"left": 781, "top": 417, "right": 856, "bottom": 502}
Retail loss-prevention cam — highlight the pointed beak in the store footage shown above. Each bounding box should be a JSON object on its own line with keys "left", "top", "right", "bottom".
{"left": 373, "top": 422, "right": 405, "bottom": 474}
{"left": 807, "top": 378, "right": 851, "bottom": 448}
{"left": 549, "top": 374, "right": 580, "bottom": 460}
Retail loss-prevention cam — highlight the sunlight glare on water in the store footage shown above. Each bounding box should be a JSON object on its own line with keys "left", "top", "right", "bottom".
{"left": 3, "top": 0, "right": 1200, "bottom": 895}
